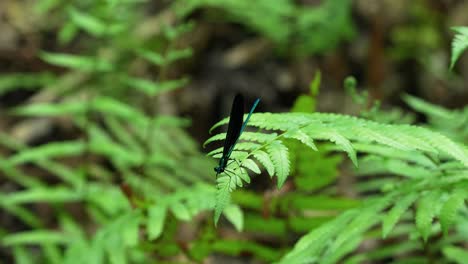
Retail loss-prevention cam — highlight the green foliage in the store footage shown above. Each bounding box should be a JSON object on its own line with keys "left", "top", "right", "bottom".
{"left": 174, "top": 0, "right": 354, "bottom": 56}
{"left": 0, "top": 73, "right": 55, "bottom": 95}
{"left": 0, "top": 0, "right": 242, "bottom": 262}
{"left": 403, "top": 93, "right": 468, "bottom": 142}
{"left": 207, "top": 106, "right": 468, "bottom": 262}
{"left": 450, "top": 26, "right": 468, "bottom": 69}
{"left": 443, "top": 246, "right": 468, "bottom": 264}
{"left": 382, "top": 193, "right": 418, "bottom": 238}
{"left": 2, "top": 0, "right": 468, "bottom": 262}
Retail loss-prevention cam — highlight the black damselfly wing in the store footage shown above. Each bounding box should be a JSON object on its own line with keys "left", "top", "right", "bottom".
{"left": 222, "top": 94, "right": 244, "bottom": 159}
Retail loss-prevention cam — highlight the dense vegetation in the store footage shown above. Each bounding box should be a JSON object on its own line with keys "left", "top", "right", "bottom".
{"left": 1, "top": 0, "right": 467, "bottom": 263}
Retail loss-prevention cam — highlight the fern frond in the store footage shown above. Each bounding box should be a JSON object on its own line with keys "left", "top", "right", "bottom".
{"left": 235, "top": 142, "right": 265, "bottom": 152}
{"left": 242, "top": 158, "right": 261, "bottom": 174}
{"left": 0, "top": 195, "right": 43, "bottom": 228}
{"left": 443, "top": 246, "right": 468, "bottom": 264}
{"left": 277, "top": 210, "right": 357, "bottom": 264}
{"left": 283, "top": 128, "right": 317, "bottom": 151}
{"left": 450, "top": 26, "right": 468, "bottom": 69}
{"left": 240, "top": 131, "right": 279, "bottom": 143}
{"left": 403, "top": 94, "right": 456, "bottom": 120}
{"left": 214, "top": 175, "right": 237, "bottom": 225}
{"left": 8, "top": 141, "right": 86, "bottom": 165}
{"left": 170, "top": 202, "right": 192, "bottom": 221}
{"left": 3, "top": 186, "right": 81, "bottom": 206}
{"left": 203, "top": 133, "right": 227, "bottom": 147}
{"left": 237, "top": 167, "right": 251, "bottom": 184}
{"left": 277, "top": 169, "right": 468, "bottom": 263}
{"left": 222, "top": 204, "right": 244, "bottom": 232}
{"left": 351, "top": 143, "right": 436, "bottom": 169}
{"left": 382, "top": 193, "right": 418, "bottom": 238}
{"left": 0, "top": 73, "right": 55, "bottom": 95}
{"left": 13, "top": 96, "right": 149, "bottom": 127}
{"left": 2, "top": 230, "right": 69, "bottom": 247}
{"left": 40, "top": 52, "right": 114, "bottom": 72}
{"left": 356, "top": 156, "right": 431, "bottom": 178}
{"left": 310, "top": 127, "right": 358, "bottom": 166}
{"left": 439, "top": 188, "right": 467, "bottom": 235}
{"left": 252, "top": 113, "right": 467, "bottom": 165}
{"left": 147, "top": 204, "right": 167, "bottom": 240}
{"left": 123, "top": 76, "right": 188, "bottom": 96}
{"left": 266, "top": 140, "right": 290, "bottom": 188}
{"left": 322, "top": 198, "right": 392, "bottom": 261}
{"left": 253, "top": 150, "right": 275, "bottom": 177}
{"left": 207, "top": 112, "right": 468, "bottom": 236}
{"left": 68, "top": 7, "right": 110, "bottom": 37}
{"left": 415, "top": 191, "right": 442, "bottom": 243}
{"left": 88, "top": 126, "right": 144, "bottom": 167}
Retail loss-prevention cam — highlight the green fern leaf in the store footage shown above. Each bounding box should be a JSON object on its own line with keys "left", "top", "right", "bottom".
{"left": 0, "top": 73, "right": 55, "bottom": 95}
{"left": 450, "top": 26, "right": 468, "bottom": 69}
{"left": 233, "top": 170, "right": 244, "bottom": 187}
{"left": 277, "top": 210, "right": 356, "bottom": 264}
{"left": 123, "top": 77, "right": 188, "bottom": 96}
{"left": 40, "top": 52, "right": 113, "bottom": 72}
{"left": 122, "top": 213, "right": 141, "bottom": 247}
{"left": 8, "top": 141, "right": 86, "bottom": 165}
{"left": 147, "top": 204, "right": 166, "bottom": 240}
{"left": 283, "top": 128, "right": 317, "bottom": 151}
{"left": 242, "top": 158, "right": 261, "bottom": 174}
{"left": 203, "top": 133, "right": 227, "bottom": 147}
{"left": 323, "top": 200, "right": 390, "bottom": 261}
{"left": 104, "top": 117, "right": 142, "bottom": 153}
{"left": 88, "top": 126, "right": 143, "bottom": 166}
{"left": 12, "top": 102, "right": 87, "bottom": 116}
{"left": 237, "top": 167, "right": 251, "bottom": 184}
{"left": 223, "top": 204, "right": 244, "bottom": 231}
{"left": 443, "top": 246, "right": 468, "bottom": 264}
{"left": 2, "top": 230, "right": 68, "bottom": 246}
{"left": 415, "top": 191, "right": 440, "bottom": 242}
{"left": 207, "top": 147, "right": 224, "bottom": 157}
{"left": 240, "top": 131, "right": 278, "bottom": 143}
{"left": 328, "top": 132, "right": 358, "bottom": 167}
{"left": 204, "top": 133, "right": 268, "bottom": 149}
{"left": 352, "top": 143, "right": 436, "bottom": 169}
{"left": 68, "top": 7, "right": 108, "bottom": 37}
{"left": 209, "top": 143, "right": 261, "bottom": 158}
{"left": 12, "top": 246, "right": 32, "bottom": 264}
{"left": 266, "top": 140, "right": 290, "bottom": 188}
{"left": 354, "top": 126, "right": 413, "bottom": 151}
{"left": 166, "top": 47, "right": 193, "bottom": 62}
{"left": 0, "top": 196, "right": 42, "bottom": 227}
{"left": 91, "top": 97, "right": 148, "bottom": 125}
{"left": 403, "top": 94, "right": 456, "bottom": 120}
{"left": 211, "top": 151, "right": 250, "bottom": 161}
{"left": 209, "top": 116, "right": 229, "bottom": 134}
{"left": 382, "top": 193, "right": 418, "bottom": 238}
{"left": 381, "top": 126, "right": 437, "bottom": 154}
{"left": 322, "top": 235, "right": 361, "bottom": 264}
{"left": 421, "top": 131, "right": 468, "bottom": 166}
{"left": 13, "top": 96, "right": 149, "bottom": 126}
{"left": 439, "top": 189, "right": 466, "bottom": 236}
{"left": 170, "top": 202, "right": 191, "bottom": 221}
{"left": 232, "top": 142, "right": 263, "bottom": 151}
{"left": 269, "top": 113, "right": 467, "bottom": 165}
{"left": 310, "top": 127, "right": 357, "bottom": 167}
{"left": 136, "top": 49, "right": 165, "bottom": 66}
{"left": 214, "top": 175, "right": 237, "bottom": 225}
{"left": 253, "top": 150, "right": 275, "bottom": 177}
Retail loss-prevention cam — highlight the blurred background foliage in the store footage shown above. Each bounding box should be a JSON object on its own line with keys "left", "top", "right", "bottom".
{"left": 0, "top": 0, "right": 467, "bottom": 263}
